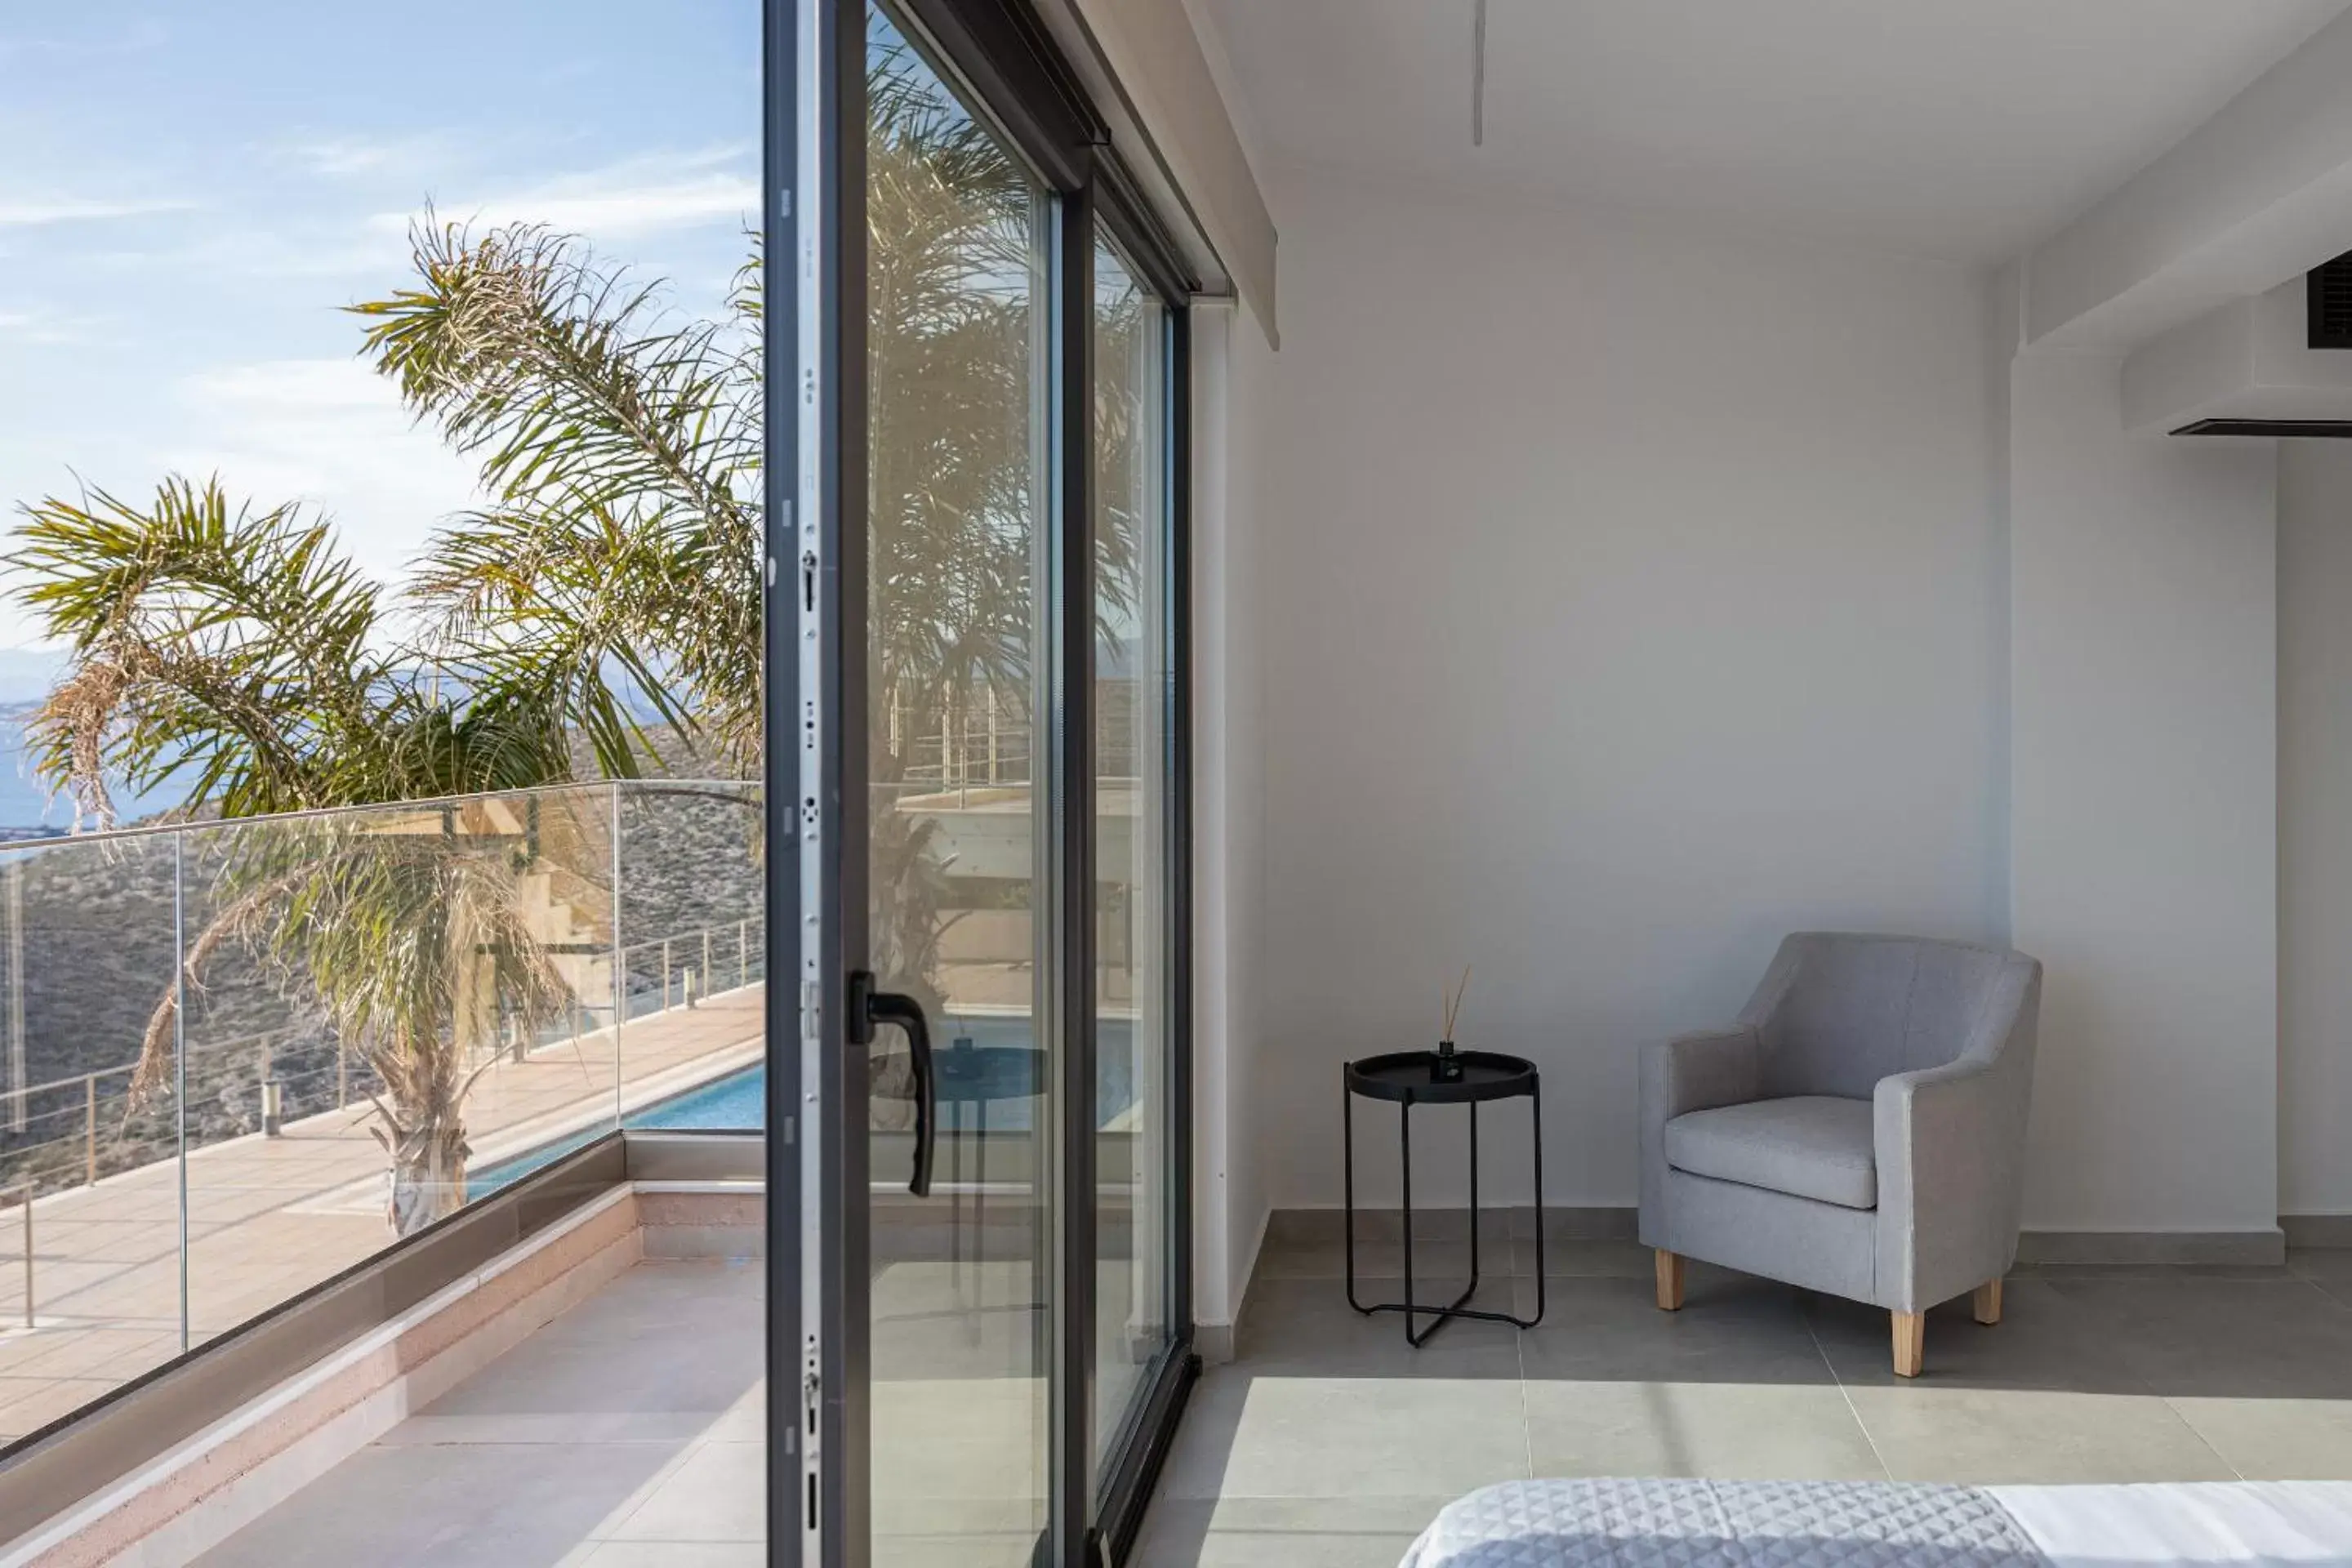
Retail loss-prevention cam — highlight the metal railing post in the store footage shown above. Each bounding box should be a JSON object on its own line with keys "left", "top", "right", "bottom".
{"left": 84, "top": 1076, "right": 96, "bottom": 1186}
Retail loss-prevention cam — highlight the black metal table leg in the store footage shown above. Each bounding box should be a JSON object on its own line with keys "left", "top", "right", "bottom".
{"left": 1401, "top": 1098, "right": 1482, "bottom": 1347}
{"left": 1530, "top": 1076, "right": 1546, "bottom": 1325}
{"left": 1343, "top": 1071, "right": 1365, "bottom": 1312}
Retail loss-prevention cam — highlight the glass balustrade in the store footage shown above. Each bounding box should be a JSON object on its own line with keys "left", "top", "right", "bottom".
{"left": 0, "top": 778, "right": 763, "bottom": 1446}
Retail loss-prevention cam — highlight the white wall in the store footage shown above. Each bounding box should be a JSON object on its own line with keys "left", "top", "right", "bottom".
{"left": 1191, "top": 302, "right": 1274, "bottom": 1330}
{"left": 2279, "top": 439, "right": 2352, "bottom": 1218}
{"left": 2007, "top": 350, "right": 2278, "bottom": 1236}
{"left": 1253, "top": 167, "right": 2007, "bottom": 1210}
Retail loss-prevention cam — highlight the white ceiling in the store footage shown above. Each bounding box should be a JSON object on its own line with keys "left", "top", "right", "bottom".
{"left": 1200, "top": 0, "right": 2350, "bottom": 264}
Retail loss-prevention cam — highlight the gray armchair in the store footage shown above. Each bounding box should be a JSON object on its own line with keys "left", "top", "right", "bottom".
{"left": 1637, "top": 932, "right": 2042, "bottom": 1376}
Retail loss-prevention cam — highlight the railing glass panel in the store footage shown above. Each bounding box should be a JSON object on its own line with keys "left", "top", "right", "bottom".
{"left": 0, "top": 779, "right": 762, "bottom": 1447}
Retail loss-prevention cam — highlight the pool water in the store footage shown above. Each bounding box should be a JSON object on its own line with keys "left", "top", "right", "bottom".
{"left": 469, "top": 1016, "right": 1137, "bottom": 1196}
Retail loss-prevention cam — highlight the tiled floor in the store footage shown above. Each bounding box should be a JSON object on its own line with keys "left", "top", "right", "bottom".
{"left": 172, "top": 1230, "right": 2352, "bottom": 1568}
{"left": 1133, "top": 1236, "right": 2352, "bottom": 1567}
{"left": 189, "top": 1259, "right": 765, "bottom": 1568}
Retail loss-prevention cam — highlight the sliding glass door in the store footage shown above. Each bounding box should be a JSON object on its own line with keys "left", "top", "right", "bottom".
{"left": 1091, "top": 231, "right": 1177, "bottom": 1478}
{"left": 773, "top": 2, "right": 1194, "bottom": 1564}
{"left": 862, "top": 11, "right": 1054, "bottom": 1565}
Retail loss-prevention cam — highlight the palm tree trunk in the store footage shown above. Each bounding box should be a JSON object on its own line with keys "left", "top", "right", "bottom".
{"left": 383, "top": 1111, "right": 470, "bottom": 1236}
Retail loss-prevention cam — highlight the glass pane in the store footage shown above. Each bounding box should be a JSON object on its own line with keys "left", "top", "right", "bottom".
{"left": 0, "top": 834, "right": 181, "bottom": 1441}
{"left": 617, "top": 781, "right": 765, "bottom": 1132}
{"left": 866, "top": 9, "right": 1051, "bottom": 1562}
{"left": 1090, "top": 234, "right": 1173, "bottom": 1468}
{"left": 175, "top": 787, "right": 617, "bottom": 1347}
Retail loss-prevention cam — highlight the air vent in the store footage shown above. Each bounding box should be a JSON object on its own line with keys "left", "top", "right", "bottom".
{"left": 2312, "top": 250, "right": 2352, "bottom": 350}
{"left": 2172, "top": 417, "right": 2352, "bottom": 439}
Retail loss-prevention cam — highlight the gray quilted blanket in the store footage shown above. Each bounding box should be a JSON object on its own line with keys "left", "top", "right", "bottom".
{"left": 1401, "top": 1477, "right": 2047, "bottom": 1567}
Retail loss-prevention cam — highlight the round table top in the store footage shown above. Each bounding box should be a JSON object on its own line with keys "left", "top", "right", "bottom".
{"left": 933, "top": 1043, "right": 1045, "bottom": 1104}
{"left": 1345, "top": 1049, "right": 1538, "bottom": 1105}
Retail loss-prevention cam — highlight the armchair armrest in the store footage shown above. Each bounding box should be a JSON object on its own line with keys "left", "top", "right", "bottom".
{"left": 1642, "top": 1026, "right": 1763, "bottom": 1125}
{"left": 1873, "top": 1054, "right": 2030, "bottom": 1310}
{"left": 1637, "top": 1026, "right": 1762, "bottom": 1251}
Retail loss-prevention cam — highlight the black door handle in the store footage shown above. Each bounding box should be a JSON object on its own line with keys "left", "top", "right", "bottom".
{"left": 848, "top": 970, "right": 936, "bottom": 1196}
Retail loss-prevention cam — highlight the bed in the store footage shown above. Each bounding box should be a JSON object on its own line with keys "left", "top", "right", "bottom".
{"left": 1401, "top": 1477, "right": 2352, "bottom": 1566}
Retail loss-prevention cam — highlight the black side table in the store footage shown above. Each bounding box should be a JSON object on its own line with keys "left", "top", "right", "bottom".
{"left": 1343, "top": 1049, "right": 1545, "bottom": 1346}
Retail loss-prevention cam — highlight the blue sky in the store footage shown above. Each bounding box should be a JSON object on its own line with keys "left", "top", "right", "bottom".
{"left": 0, "top": 0, "right": 762, "bottom": 649}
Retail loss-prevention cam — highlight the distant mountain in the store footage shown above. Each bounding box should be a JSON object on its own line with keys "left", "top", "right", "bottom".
{"left": 0, "top": 649, "right": 194, "bottom": 830}
{"left": 0, "top": 702, "right": 189, "bottom": 831}
{"left": 0, "top": 647, "right": 724, "bottom": 831}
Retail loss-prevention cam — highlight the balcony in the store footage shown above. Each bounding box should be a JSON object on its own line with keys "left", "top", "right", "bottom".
{"left": 0, "top": 782, "right": 762, "bottom": 1450}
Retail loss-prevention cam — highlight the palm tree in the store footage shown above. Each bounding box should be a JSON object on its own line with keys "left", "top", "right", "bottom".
{"left": 163, "top": 804, "right": 578, "bottom": 1232}
{"left": 5, "top": 480, "right": 586, "bottom": 1232}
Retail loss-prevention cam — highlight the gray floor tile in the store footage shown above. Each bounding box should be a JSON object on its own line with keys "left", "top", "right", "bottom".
{"left": 575, "top": 1546, "right": 766, "bottom": 1568}
{"left": 1836, "top": 1383, "right": 2237, "bottom": 1484}
{"left": 2166, "top": 1395, "right": 2352, "bottom": 1480}
{"left": 191, "top": 1441, "right": 682, "bottom": 1567}
{"left": 2043, "top": 1273, "right": 2352, "bottom": 1399}
{"left": 2287, "top": 1250, "right": 2352, "bottom": 1315}
{"left": 1132, "top": 1495, "right": 1446, "bottom": 1568}
{"left": 376, "top": 1411, "right": 724, "bottom": 1446}
{"left": 605, "top": 1439, "right": 764, "bottom": 1542}
{"left": 190, "top": 1261, "right": 764, "bottom": 1567}
{"left": 1237, "top": 1276, "right": 1523, "bottom": 1379}
{"left": 1521, "top": 1379, "right": 1886, "bottom": 1481}
{"left": 1254, "top": 1237, "right": 1504, "bottom": 1282}
{"left": 1804, "top": 1278, "right": 2151, "bottom": 1395}
{"left": 1517, "top": 1276, "right": 1835, "bottom": 1387}
{"left": 1156, "top": 1365, "right": 1530, "bottom": 1502}
{"left": 421, "top": 1331, "right": 760, "bottom": 1418}
{"left": 1513, "top": 1238, "right": 1654, "bottom": 1280}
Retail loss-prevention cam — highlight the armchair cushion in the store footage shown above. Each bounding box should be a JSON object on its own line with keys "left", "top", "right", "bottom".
{"left": 1664, "top": 1094, "right": 1878, "bottom": 1210}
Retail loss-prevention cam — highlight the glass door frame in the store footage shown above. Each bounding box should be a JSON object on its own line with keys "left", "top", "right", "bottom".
{"left": 765, "top": 0, "right": 1200, "bottom": 1562}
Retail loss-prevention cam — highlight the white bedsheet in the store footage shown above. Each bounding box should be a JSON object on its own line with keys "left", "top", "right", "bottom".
{"left": 1993, "top": 1482, "right": 2352, "bottom": 1567}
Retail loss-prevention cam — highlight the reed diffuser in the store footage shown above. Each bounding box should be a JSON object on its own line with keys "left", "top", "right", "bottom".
{"left": 1434, "top": 965, "right": 1472, "bottom": 1083}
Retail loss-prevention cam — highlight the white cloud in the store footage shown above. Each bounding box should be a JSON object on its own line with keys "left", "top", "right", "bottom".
{"left": 281, "top": 133, "right": 461, "bottom": 180}
{"left": 0, "top": 20, "right": 168, "bottom": 61}
{"left": 0, "top": 196, "right": 194, "bottom": 227}
{"left": 377, "top": 147, "right": 758, "bottom": 243}
{"left": 0, "top": 306, "right": 107, "bottom": 345}
{"left": 168, "top": 358, "right": 484, "bottom": 587}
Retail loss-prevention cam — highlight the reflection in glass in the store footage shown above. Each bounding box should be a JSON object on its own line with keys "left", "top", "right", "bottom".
{"left": 1090, "top": 234, "right": 1172, "bottom": 1471}
{"left": 866, "top": 8, "right": 1051, "bottom": 1562}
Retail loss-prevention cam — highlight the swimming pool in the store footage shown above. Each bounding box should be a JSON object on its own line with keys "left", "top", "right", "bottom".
{"left": 469, "top": 1016, "right": 1137, "bottom": 1196}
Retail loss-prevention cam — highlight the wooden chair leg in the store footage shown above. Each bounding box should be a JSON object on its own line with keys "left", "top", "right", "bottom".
{"left": 1891, "top": 1310, "right": 1925, "bottom": 1377}
{"left": 1654, "top": 1249, "right": 1686, "bottom": 1312}
{"left": 1973, "top": 1277, "right": 2003, "bottom": 1326}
